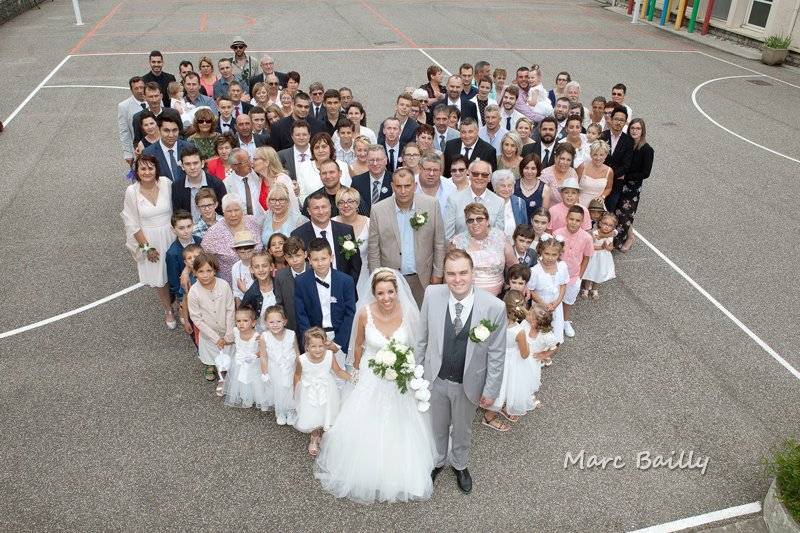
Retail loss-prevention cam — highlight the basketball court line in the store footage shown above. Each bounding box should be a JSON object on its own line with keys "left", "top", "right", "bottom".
{"left": 628, "top": 501, "right": 762, "bottom": 533}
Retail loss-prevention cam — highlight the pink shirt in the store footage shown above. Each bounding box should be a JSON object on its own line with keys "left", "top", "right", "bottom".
{"left": 554, "top": 227, "right": 593, "bottom": 283}
{"left": 547, "top": 202, "right": 591, "bottom": 232}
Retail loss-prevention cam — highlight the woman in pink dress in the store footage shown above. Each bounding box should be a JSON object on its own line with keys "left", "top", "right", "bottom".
{"left": 450, "top": 203, "right": 515, "bottom": 296}
{"left": 539, "top": 143, "right": 579, "bottom": 209}
{"left": 578, "top": 140, "right": 613, "bottom": 208}
{"left": 201, "top": 194, "right": 263, "bottom": 284}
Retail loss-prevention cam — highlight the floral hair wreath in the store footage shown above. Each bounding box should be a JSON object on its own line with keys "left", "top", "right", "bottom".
{"left": 539, "top": 233, "right": 565, "bottom": 244}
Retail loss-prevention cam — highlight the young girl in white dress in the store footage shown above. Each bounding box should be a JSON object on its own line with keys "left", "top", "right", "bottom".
{"left": 247, "top": 251, "right": 276, "bottom": 332}
{"left": 530, "top": 208, "right": 550, "bottom": 250}
{"left": 490, "top": 291, "right": 536, "bottom": 423}
{"left": 582, "top": 212, "right": 617, "bottom": 300}
{"left": 525, "top": 304, "right": 558, "bottom": 403}
{"left": 262, "top": 305, "right": 299, "bottom": 426}
{"left": 224, "top": 305, "right": 273, "bottom": 410}
{"left": 527, "top": 235, "right": 569, "bottom": 349}
{"left": 315, "top": 269, "right": 436, "bottom": 504}
{"left": 294, "top": 327, "right": 351, "bottom": 457}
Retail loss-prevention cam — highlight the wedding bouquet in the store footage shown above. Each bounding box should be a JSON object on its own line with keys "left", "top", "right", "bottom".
{"left": 368, "top": 339, "right": 431, "bottom": 412}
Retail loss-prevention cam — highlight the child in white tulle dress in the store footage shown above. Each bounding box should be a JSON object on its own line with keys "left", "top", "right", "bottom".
{"left": 223, "top": 305, "right": 273, "bottom": 410}
{"left": 582, "top": 212, "right": 617, "bottom": 300}
{"left": 262, "top": 304, "right": 299, "bottom": 426}
{"left": 294, "top": 327, "right": 352, "bottom": 456}
{"left": 524, "top": 303, "right": 558, "bottom": 408}
{"left": 489, "top": 291, "right": 538, "bottom": 424}
{"left": 528, "top": 235, "right": 568, "bottom": 347}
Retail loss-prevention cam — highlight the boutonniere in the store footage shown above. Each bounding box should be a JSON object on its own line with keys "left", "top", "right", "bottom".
{"left": 410, "top": 211, "right": 429, "bottom": 230}
{"left": 381, "top": 186, "right": 389, "bottom": 194}
{"left": 337, "top": 234, "right": 363, "bottom": 260}
{"left": 469, "top": 319, "right": 499, "bottom": 343}
{"left": 330, "top": 296, "right": 338, "bottom": 304}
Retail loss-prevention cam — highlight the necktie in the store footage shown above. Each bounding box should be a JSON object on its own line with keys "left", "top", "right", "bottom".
{"left": 464, "top": 146, "right": 471, "bottom": 159}
{"left": 299, "top": 153, "right": 307, "bottom": 162}
{"left": 439, "top": 134, "right": 445, "bottom": 148}
{"left": 140, "top": 102, "right": 147, "bottom": 110}
{"left": 506, "top": 116, "right": 511, "bottom": 130}
{"left": 543, "top": 148, "right": 550, "bottom": 165}
{"left": 168, "top": 149, "right": 179, "bottom": 178}
{"left": 320, "top": 229, "right": 327, "bottom": 240}
{"left": 235, "top": 107, "right": 240, "bottom": 118}
{"left": 453, "top": 302, "right": 463, "bottom": 335}
{"left": 388, "top": 149, "right": 395, "bottom": 171}
{"left": 242, "top": 176, "right": 254, "bottom": 215}
{"left": 519, "top": 255, "right": 525, "bottom": 263}
{"left": 371, "top": 180, "right": 381, "bottom": 205}
{"left": 315, "top": 277, "right": 330, "bottom": 289}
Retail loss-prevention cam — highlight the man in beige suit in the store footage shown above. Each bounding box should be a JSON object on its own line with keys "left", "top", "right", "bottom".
{"left": 368, "top": 168, "right": 446, "bottom": 306}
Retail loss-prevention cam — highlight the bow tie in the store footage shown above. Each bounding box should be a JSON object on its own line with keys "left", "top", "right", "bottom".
{"left": 222, "top": 123, "right": 230, "bottom": 128}
{"left": 315, "top": 277, "right": 330, "bottom": 289}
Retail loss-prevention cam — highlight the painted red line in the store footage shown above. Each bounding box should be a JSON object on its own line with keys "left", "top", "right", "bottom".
{"left": 69, "top": 1, "right": 126, "bottom": 54}
{"left": 358, "top": 0, "right": 419, "bottom": 48}
{"left": 199, "top": 13, "right": 208, "bottom": 32}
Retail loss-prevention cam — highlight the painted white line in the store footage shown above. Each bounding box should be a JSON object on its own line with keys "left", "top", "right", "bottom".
{"left": 695, "top": 51, "right": 800, "bottom": 90}
{"left": 628, "top": 501, "right": 762, "bottom": 532}
{"left": 418, "top": 49, "right": 452, "bottom": 76}
{"left": 2, "top": 55, "right": 72, "bottom": 127}
{"left": 634, "top": 229, "right": 800, "bottom": 380}
{"left": 42, "top": 84, "right": 127, "bottom": 89}
{"left": 0, "top": 283, "right": 144, "bottom": 340}
{"left": 691, "top": 75, "right": 800, "bottom": 164}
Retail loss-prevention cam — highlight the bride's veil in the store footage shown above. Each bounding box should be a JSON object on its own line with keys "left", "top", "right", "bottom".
{"left": 346, "top": 268, "right": 421, "bottom": 366}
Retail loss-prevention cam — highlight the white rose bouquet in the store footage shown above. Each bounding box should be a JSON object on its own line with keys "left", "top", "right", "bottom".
{"left": 337, "top": 234, "right": 363, "bottom": 260}
{"left": 409, "top": 211, "right": 429, "bottom": 230}
{"left": 368, "top": 339, "right": 431, "bottom": 412}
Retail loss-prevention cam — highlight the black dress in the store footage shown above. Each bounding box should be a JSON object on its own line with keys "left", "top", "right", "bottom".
{"left": 614, "top": 143, "right": 654, "bottom": 248}
{"left": 514, "top": 179, "right": 545, "bottom": 221}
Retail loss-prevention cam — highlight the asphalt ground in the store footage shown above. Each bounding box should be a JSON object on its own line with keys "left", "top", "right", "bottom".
{"left": 1, "top": 0, "right": 799, "bottom": 531}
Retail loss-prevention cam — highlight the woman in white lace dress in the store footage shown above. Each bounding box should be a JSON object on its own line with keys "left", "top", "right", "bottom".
{"left": 315, "top": 269, "right": 436, "bottom": 504}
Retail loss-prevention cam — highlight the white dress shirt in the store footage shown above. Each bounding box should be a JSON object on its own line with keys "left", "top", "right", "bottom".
{"left": 238, "top": 135, "right": 257, "bottom": 159}
{"left": 314, "top": 268, "right": 333, "bottom": 329}
{"left": 416, "top": 176, "right": 456, "bottom": 221}
{"left": 446, "top": 98, "right": 462, "bottom": 111}
{"left": 224, "top": 171, "right": 267, "bottom": 223}
{"left": 312, "top": 221, "right": 337, "bottom": 269}
{"left": 448, "top": 287, "right": 475, "bottom": 325}
{"left": 219, "top": 116, "right": 235, "bottom": 133}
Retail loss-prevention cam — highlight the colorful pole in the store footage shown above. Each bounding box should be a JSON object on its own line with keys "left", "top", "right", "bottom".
{"left": 628, "top": 0, "right": 635, "bottom": 15}
{"left": 687, "top": 0, "right": 701, "bottom": 32}
{"left": 632, "top": 0, "right": 644, "bottom": 22}
{"left": 659, "top": 0, "right": 672, "bottom": 26}
{"left": 675, "top": 0, "right": 688, "bottom": 29}
{"left": 641, "top": 0, "right": 649, "bottom": 19}
{"left": 647, "top": 0, "right": 656, "bottom": 21}
{"left": 702, "top": 0, "right": 715, "bottom": 35}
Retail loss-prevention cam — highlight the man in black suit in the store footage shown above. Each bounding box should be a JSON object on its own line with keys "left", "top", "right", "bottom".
{"left": 277, "top": 120, "right": 312, "bottom": 181}
{"left": 442, "top": 118, "right": 497, "bottom": 177}
{"left": 248, "top": 54, "right": 288, "bottom": 97}
{"left": 443, "top": 75, "right": 478, "bottom": 123}
{"left": 377, "top": 93, "right": 419, "bottom": 146}
{"left": 228, "top": 81, "right": 252, "bottom": 118}
{"left": 381, "top": 117, "right": 404, "bottom": 173}
{"left": 321, "top": 89, "right": 346, "bottom": 136}
{"left": 351, "top": 145, "right": 393, "bottom": 216}
{"left": 290, "top": 191, "right": 361, "bottom": 284}
{"left": 270, "top": 92, "right": 323, "bottom": 151}
{"left": 171, "top": 146, "right": 227, "bottom": 220}
{"left": 142, "top": 50, "right": 175, "bottom": 108}
{"left": 308, "top": 81, "right": 326, "bottom": 121}
{"left": 521, "top": 116, "right": 558, "bottom": 168}
{"left": 601, "top": 105, "right": 634, "bottom": 213}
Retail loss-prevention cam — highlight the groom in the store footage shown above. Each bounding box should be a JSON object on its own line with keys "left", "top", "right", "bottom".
{"left": 416, "top": 249, "right": 506, "bottom": 494}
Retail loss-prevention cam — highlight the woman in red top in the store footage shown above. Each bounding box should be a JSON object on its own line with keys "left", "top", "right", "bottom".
{"left": 206, "top": 133, "right": 238, "bottom": 181}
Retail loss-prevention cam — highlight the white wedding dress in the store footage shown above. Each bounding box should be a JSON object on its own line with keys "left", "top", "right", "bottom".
{"left": 315, "top": 307, "right": 436, "bottom": 504}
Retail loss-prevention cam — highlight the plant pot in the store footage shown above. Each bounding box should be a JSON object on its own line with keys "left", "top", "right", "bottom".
{"left": 764, "top": 478, "right": 800, "bottom": 533}
{"left": 761, "top": 47, "right": 789, "bottom": 66}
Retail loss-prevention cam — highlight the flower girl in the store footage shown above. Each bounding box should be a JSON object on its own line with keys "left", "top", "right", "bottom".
{"left": 262, "top": 305, "right": 299, "bottom": 425}
{"left": 582, "top": 212, "right": 617, "bottom": 300}
{"left": 223, "top": 305, "right": 273, "bottom": 411}
{"left": 294, "top": 327, "right": 351, "bottom": 456}
{"left": 525, "top": 304, "right": 558, "bottom": 405}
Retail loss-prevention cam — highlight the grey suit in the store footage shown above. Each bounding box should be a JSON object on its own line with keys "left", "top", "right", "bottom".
{"left": 416, "top": 285, "right": 506, "bottom": 470}
{"left": 367, "top": 194, "right": 446, "bottom": 302}
{"left": 444, "top": 187, "right": 505, "bottom": 241}
{"left": 433, "top": 127, "right": 459, "bottom": 151}
{"left": 278, "top": 147, "right": 300, "bottom": 181}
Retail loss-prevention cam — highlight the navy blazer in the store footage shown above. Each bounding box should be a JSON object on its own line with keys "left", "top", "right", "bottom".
{"left": 377, "top": 117, "right": 418, "bottom": 147}
{"left": 142, "top": 139, "right": 194, "bottom": 181}
{"left": 270, "top": 115, "right": 324, "bottom": 152}
{"left": 350, "top": 170, "right": 393, "bottom": 216}
{"left": 290, "top": 220, "right": 362, "bottom": 284}
{"left": 171, "top": 171, "right": 227, "bottom": 216}
{"left": 294, "top": 268, "right": 356, "bottom": 351}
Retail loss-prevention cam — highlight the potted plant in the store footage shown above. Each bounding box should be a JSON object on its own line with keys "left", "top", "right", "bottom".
{"left": 762, "top": 34, "right": 792, "bottom": 66}
{"left": 763, "top": 438, "right": 800, "bottom": 532}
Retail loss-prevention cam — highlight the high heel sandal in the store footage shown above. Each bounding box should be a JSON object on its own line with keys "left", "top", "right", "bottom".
{"left": 165, "top": 310, "right": 177, "bottom": 330}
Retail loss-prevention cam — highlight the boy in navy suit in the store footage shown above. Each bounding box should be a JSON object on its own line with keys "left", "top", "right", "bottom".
{"left": 511, "top": 224, "right": 538, "bottom": 267}
{"left": 294, "top": 238, "right": 356, "bottom": 356}
{"left": 166, "top": 210, "right": 202, "bottom": 303}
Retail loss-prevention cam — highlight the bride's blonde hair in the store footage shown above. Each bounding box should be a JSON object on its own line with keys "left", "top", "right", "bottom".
{"left": 371, "top": 268, "right": 398, "bottom": 294}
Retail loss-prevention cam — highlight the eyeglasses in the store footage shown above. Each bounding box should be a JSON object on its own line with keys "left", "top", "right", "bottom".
{"left": 196, "top": 119, "right": 212, "bottom": 124}
{"left": 267, "top": 82, "right": 279, "bottom": 86}
{"left": 471, "top": 171, "right": 490, "bottom": 177}
{"left": 232, "top": 45, "right": 245, "bottom": 49}
{"left": 197, "top": 203, "right": 216, "bottom": 209}
{"left": 367, "top": 158, "right": 386, "bottom": 164}
{"left": 337, "top": 199, "right": 358, "bottom": 206}
{"left": 269, "top": 197, "right": 288, "bottom": 203}
{"left": 451, "top": 167, "right": 467, "bottom": 173}
{"left": 466, "top": 216, "right": 486, "bottom": 224}
{"left": 311, "top": 91, "right": 323, "bottom": 96}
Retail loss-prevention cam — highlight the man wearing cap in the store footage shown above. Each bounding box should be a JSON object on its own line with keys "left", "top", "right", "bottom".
{"left": 229, "top": 37, "right": 258, "bottom": 83}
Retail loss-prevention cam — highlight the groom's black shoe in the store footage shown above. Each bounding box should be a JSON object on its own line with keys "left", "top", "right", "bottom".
{"left": 453, "top": 467, "right": 472, "bottom": 494}
{"left": 431, "top": 466, "right": 444, "bottom": 482}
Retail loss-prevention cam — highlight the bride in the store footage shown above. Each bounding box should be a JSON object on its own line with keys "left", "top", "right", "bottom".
{"left": 315, "top": 268, "right": 436, "bottom": 503}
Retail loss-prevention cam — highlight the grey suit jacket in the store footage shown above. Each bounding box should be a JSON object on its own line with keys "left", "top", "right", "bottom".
{"left": 367, "top": 194, "right": 446, "bottom": 287}
{"left": 278, "top": 147, "right": 298, "bottom": 181}
{"left": 444, "top": 187, "right": 504, "bottom": 241}
{"left": 273, "top": 265, "right": 304, "bottom": 336}
{"left": 433, "top": 127, "right": 459, "bottom": 151}
{"left": 416, "top": 285, "right": 507, "bottom": 404}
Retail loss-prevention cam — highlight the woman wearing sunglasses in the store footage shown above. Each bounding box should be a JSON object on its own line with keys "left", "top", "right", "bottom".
{"left": 188, "top": 108, "right": 220, "bottom": 160}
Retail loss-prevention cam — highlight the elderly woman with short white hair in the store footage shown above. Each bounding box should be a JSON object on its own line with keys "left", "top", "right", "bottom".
{"left": 410, "top": 88, "right": 430, "bottom": 124}
{"left": 261, "top": 182, "right": 308, "bottom": 245}
{"left": 201, "top": 193, "right": 263, "bottom": 283}
{"left": 491, "top": 169, "right": 528, "bottom": 239}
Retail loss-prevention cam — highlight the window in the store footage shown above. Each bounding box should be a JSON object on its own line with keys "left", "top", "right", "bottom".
{"left": 711, "top": 0, "right": 733, "bottom": 21}
{"left": 746, "top": 0, "right": 773, "bottom": 28}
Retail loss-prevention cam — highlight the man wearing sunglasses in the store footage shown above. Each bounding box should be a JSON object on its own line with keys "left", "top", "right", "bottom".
{"left": 228, "top": 37, "right": 258, "bottom": 83}
{"left": 444, "top": 159, "right": 504, "bottom": 240}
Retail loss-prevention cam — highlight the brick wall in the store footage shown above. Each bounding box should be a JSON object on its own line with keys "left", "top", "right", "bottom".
{"left": 0, "top": 0, "right": 33, "bottom": 25}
